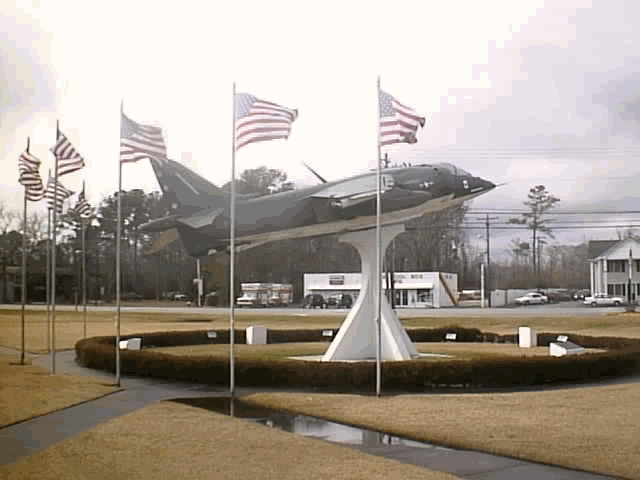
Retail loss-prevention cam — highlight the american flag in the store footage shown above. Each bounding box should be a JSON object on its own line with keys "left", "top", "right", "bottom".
{"left": 18, "top": 150, "right": 41, "bottom": 176}
{"left": 120, "top": 112, "right": 167, "bottom": 163}
{"left": 378, "top": 89, "right": 425, "bottom": 146}
{"left": 235, "top": 93, "right": 298, "bottom": 150}
{"left": 45, "top": 176, "right": 74, "bottom": 214}
{"left": 19, "top": 170, "right": 46, "bottom": 201}
{"left": 17, "top": 150, "right": 46, "bottom": 201}
{"left": 75, "top": 182, "right": 92, "bottom": 219}
{"left": 51, "top": 130, "right": 86, "bottom": 177}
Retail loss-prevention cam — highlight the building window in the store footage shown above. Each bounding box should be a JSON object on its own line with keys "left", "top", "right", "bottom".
{"left": 417, "top": 289, "right": 432, "bottom": 303}
{"left": 609, "top": 284, "right": 626, "bottom": 296}
{"left": 607, "top": 260, "right": 626, "bottom": 273}
{"left": 636, "top": 260, "right": 640, "bottom": 273}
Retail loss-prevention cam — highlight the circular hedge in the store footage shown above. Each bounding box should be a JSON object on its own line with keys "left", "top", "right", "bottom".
{"left": 75, "top": 327, "right": 640, "bottom": 391}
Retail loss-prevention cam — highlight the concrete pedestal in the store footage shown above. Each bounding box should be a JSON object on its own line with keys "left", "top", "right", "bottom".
{"left": 322, "top": 224, "right": 417, "bottom": 361}
{"left": 246, "top": 326, "right": 268, "bottom": 345}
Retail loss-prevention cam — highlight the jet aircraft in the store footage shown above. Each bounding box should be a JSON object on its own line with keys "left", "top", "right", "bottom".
{"left": 141, "top": 158, "right": 495, "bottom": 256}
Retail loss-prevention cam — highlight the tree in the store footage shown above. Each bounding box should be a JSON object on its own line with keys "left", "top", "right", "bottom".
{"left": 508, "top": 185, "right": 560, "bottom": 280}
{"left": 0, "top": 202, "right": 17, "bottom": 303}
{"left": 222, "top": 166, "right": 289, "bottom": 195}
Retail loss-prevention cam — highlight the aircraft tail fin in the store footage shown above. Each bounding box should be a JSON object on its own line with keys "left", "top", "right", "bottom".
{"left": 149, "top": 157, "right": 227, "bottom": 213}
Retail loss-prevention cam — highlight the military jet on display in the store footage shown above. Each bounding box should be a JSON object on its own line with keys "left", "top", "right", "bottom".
{"left": 141, "top": 158, "right": 495, "bottom": 256}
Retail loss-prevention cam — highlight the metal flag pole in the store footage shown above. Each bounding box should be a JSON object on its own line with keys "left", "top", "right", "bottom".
{"left": 51, "top": 122, "right": 59, "bottom": 374}
{"left": 82, "top": 213, "right": 87, "bottom": 338}
{"left": 376, "top": 76, "right": 382, "bottom": 397}
{"left": 46, "top": 170, "right": 51, "bottom": 353}
{"left": 115, "top": 103, "right": 123, "bottom": 386}
{"left": 20, "top": 137, "right": 30, "bottom": 365}
{"left": 230, "top": 82, "right": 236, "bottom": 397}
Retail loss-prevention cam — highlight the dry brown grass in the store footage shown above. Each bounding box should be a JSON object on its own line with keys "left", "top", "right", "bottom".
{"left": 0, "top": 352, "right": 118, "bottom": 427}
{"left": 148, "top": 342, "right": 583, "bottom": 362}
{"left": 3, "top": 309, "right": 640, "bottom": 354}
{"left": 0, "top": 401, "right": 457, "bottom": 480}
{"left": 243, "top": 384, "right": 640, "bottom": 479}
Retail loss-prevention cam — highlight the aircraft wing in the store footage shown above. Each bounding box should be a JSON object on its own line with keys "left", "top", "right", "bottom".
{"left": 178, "top": 208, "right": 225, "bottom": 229}
{"left": 310, "top": 173, "right": 394, "bottom": 208}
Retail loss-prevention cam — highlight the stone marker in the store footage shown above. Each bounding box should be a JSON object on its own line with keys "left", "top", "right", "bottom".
{"left": 119, "top": 338, "right": 142, "bottom": 350}
{"left": 518, "top": 327, "right": 537, "bottom": 348}
{"left": 550, "top": 341, "right": 585, "bottom": 357}
{"left": 246, "top": 325, "right": 268, "bottom": 345}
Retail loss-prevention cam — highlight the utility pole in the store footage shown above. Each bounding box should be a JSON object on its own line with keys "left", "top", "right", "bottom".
{"left": 479, "top": 214, "right": 498, "bottom": 307}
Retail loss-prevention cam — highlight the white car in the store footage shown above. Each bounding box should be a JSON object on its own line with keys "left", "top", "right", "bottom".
{"left": 515, "top": 292, "right": 549, "bottom": 305}
{"left": 583, "top": 293, "right": 625, "bottom": 307}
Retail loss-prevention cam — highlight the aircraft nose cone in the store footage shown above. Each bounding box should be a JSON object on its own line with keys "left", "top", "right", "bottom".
{"left": 477, "top": 177, "right": 496, "bottom": 191}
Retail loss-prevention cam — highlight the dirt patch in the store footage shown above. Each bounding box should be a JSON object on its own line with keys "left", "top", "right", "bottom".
{"left": 0, "top": 401, "right": 456, "bottom": 480}
{"left": 243, "top": 383, "right": 640, "bottom": 479}
{"left": 0, "top": 352, "right": 118, "bottom": 427}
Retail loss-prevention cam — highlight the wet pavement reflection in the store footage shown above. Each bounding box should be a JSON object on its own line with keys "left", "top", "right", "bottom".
{"left": 173, "top": 397, "right": 616, "bottom": 480}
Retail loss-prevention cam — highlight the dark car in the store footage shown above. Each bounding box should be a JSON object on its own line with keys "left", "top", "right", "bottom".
{"left": 121, "top": 291, "right": 143, "bottom": 300}
{"left": 303, "top": 294, "right": 327, "bottom": 309}
{"left": 327, "top": 294, "right": 353, "bottom": 309}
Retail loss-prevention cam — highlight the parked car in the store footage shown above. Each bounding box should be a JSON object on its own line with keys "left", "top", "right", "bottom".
{"left": 515, "top": 292, "right": 549, "bottom": 305}
{"left": 572, "top": 289, "right": 591, "bottom": 301}
{"left": 544, "top": 290, "right": 573, "bottom": 303}
{"left": 173, "top": 293, "right": 191, "bottom": 301}
{"left": 583, "top": 293, "right": 625, "bottom": 307}
{"left": 121, "top": 291, "right": 143, "bottom": 300}
{"left": 303, "top": 294, "right": 327, "bottom": 309}
{"left": 326, "top": 294, "right": 353, "bottom": 309}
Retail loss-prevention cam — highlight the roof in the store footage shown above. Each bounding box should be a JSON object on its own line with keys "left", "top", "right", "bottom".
{"left": 588, "top": 238, "right": 640, "bottom": 260}
{"left": 587, "top": 240, "right": 618, "bottom": 259}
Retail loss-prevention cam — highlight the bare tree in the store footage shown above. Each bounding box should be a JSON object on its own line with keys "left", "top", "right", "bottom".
{"left": 508, "top": 185, "right": 560, "bottom": 281}
{"left": 0, "top": 202, "right": 17, "bottom": 303}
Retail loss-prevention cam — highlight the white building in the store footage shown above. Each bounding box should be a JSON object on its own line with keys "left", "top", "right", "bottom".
{"left": 303, "top": 272, "right": 458, "bottom": 308}
{"left": 588, "top": 238, "right": 640, "bottom": 299}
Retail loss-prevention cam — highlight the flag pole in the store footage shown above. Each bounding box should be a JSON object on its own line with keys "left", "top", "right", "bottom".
{"left": 376, "top": 76, "right": 382, "bottom": 397}
{"left": 230, "top": 82, "right": 236, "bottom": 397}
{"left": 20, "top": 137, "right": 30, "bottom": 365}
{"left": 51, "top": 122, "right": 58, "bottom": 374}
{"left": 46, "top": 170, "right": 51, "bottom": 354}
{"left": 82, "top": 205, "right": 87, "bottom": 339}
{"left": 115, "top": 102, "right": 123, "bottom": 386}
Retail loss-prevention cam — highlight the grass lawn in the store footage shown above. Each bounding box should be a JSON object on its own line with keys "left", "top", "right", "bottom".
{"left": 0, "top": 352, "right": 119, "bottom": 427}
{"left": 0, "top": 401, "right": 457, "bottom": 480}
{"left": 3, "top": 308, "right": 639, "bottom": 354}
{"left": 242, "top": 384, "right": 640, "bottom": 480}
{"left": 147, "top": 342, "right": 573, "bottom": 362}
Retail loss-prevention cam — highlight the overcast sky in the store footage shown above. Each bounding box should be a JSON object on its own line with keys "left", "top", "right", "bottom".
{"left": 3, "top": 0, "right": 640, "bottom": 259}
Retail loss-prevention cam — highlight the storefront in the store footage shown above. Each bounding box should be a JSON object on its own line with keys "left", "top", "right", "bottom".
{"left": 303, "top": 271, "right": 458, "bottom": 308}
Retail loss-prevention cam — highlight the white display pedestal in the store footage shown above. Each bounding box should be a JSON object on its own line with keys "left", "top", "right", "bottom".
{"left": 322, "top": 224, "right": 418, "bottom": 361}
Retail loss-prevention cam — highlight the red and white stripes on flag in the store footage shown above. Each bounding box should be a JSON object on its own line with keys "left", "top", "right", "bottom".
{"left": 378, "top": 89, "right": 425, "bottom": 146}
{"left": 17, "top": 151, "right": 46, "bottom": 201}
{"left": 45, "top": 176, "right": 74, "bottom": 214}
{"left": 235, "top": 93, "right": 298, "bottom": 150}
{"left": 120, "top": 112, "right": 167, "bottom": 163}
{"left": 51, "top": 130, "right": 86, "bottom": 177}
{"left": 75, "top": 183, "right": 92, "bottom": 219}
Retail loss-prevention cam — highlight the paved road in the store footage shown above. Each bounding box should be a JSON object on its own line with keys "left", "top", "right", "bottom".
{"left": 0, "top": 302, "right": 627, "bottom": 317}
{"left": 0, "top": 348, "right": 623, "bottom": 479}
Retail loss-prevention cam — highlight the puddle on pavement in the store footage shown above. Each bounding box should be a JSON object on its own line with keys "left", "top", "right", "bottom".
{"left": 173, "top": 397, "right": 448, "bottom": 450}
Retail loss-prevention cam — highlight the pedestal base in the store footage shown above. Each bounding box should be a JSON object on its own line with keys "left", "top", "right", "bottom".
{"left": 321, "top": 224, "right": 417, "bottom": 361}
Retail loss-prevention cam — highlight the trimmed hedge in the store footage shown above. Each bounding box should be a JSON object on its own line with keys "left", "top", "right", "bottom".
{"left": 75, "top": 327, "right": 640, "bottom": 391}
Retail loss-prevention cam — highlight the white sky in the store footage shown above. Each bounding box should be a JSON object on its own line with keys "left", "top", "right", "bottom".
{"left": 4, "top": 0, "right": 640, "bottom": 258}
